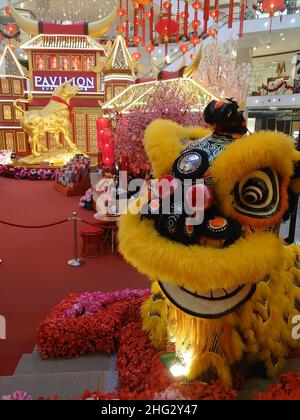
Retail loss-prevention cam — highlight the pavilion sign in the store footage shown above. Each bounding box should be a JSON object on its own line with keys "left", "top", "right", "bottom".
{"left": 33, "top": 72, "right": 97, "bottom": 92}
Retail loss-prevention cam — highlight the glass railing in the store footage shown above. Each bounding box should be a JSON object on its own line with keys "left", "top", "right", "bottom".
{"left": 248, "top": 58, "right": 300, "bottom": 96}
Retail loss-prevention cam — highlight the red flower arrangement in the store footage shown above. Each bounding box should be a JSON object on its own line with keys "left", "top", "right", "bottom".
{"left": 254, "top": 373, "right": 300, "bottom": 400}
{"left": 36, "top": 293, "right": 145, "bottom": 359}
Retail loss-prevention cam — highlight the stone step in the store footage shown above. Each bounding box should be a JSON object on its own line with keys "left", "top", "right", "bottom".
{"left": 0, "top": 370, "right": 114, "bottom": 400}
{"left": 14, "top": 352, "right": 115, "bottom": 376}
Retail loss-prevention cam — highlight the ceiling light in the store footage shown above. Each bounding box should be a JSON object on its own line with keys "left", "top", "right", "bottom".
{"left": 280, "top": 33, "right": 284, "bottom": 36}
{"left": 282, "top": 38, "right": 286, "bottom": 41}
{"left": 267, "top": 44, "right": 271, "bottom": 49}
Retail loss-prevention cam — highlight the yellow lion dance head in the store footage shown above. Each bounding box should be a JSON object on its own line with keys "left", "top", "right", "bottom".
{"left": 119, "top": 99, "right": 300, "bottom": 385}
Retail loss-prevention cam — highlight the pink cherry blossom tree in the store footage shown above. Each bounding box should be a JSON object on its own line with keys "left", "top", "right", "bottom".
{"left": 114, "top": 82, "right": 206, "bottom": 176}
{"left": 195, "top": 38, "right": 252, "bottom": 104}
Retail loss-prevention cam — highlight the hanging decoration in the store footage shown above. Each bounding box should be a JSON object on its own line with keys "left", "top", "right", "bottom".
{"left": 183, "top": 0, "right": 189, "bottom": 39}
{"left": 125, "top": 0, "right": 129, "bottom": 45}
{"left": 228, "top": 0, "right": 234, "bottom": 28}
{"left": 192, "top": 1, "right": 201, "bottom": 37}
{"left": 261, "top": 0, "right": 286, "bottom": 32}
{"left": 97, "top": 118, "right": 109, "bottom": 151}
{"left": 239, "top": 0, "right": 246, "bottom": 38}
{"left": 203, "top": 0, "right": 210, "bottom": 34}
{"left": 102, "top": 128, "right": 115, "bottom": 167}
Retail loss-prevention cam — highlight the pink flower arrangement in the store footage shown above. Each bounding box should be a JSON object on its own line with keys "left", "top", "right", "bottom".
{"left": 64, "top": 289, "right": 150, "bottom": 318}
{"left": 1, "top": 391, "right": 33, "bottom": 400}
{"left": 79, "top": 188, "right": 94, "bottom": 210}
{"left": 0, "top": 165, "right": 56, "bottom": 180}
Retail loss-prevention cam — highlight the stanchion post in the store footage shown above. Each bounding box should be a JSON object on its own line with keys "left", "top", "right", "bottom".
{"left": 68, "top": 211, "right": 84, "bottom": 267}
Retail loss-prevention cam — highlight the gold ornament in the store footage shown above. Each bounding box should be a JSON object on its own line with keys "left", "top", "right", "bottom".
{"left": 14, "top": 80, "right": 86, "bottom": 166}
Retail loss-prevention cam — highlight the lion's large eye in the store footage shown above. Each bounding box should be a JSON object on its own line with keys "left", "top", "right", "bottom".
{"left": 233, "top": 168, "right": 282, "bottom": 220}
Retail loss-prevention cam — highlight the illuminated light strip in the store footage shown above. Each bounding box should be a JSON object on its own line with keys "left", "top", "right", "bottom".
{"left": 21, "top": 34, "right": 105, "bottom": 52}
{"left": 0, "top": 76, "right": 27, "bottom": 80}
{"left": 104, "top": 75, "right": 134, "bottom": 82}
{"left": 122, "top": 86, "right": 155, "bottom": 113}
{"left": 0, "top": 99, "right": 28, "bottom": 103}
{"left": 0, "top": 126, "right": 22, "bottom": 129}
{"left": 25, "top": 91, "right": 104, "bottom": 95}
{"left": 187, "top": 78, "right": 220, "bottom": 101}
{"left": 0, "top": 45, "right": 25, "bottom": 78}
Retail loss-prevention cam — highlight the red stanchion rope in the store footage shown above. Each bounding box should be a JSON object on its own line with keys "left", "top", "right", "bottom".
{"left": 0, "top": 219, "right": 69, "bottom": 229}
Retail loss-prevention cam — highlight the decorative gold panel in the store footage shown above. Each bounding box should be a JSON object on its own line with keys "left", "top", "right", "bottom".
{"left": 17, "top": 132, "right": 26, "bottom": 152}
{"left": 75, "top": 113, "right": 87, "bottom": 152}
{"left": 87, "top": 113, "right": 101, "bottom": 153}
{"left": 3, "top": 105, "right": 12, "bottom": 120}
{"left": 0, "top": 131, "right": 4, "bottom": 150}
{"left": 1, "top": 79, "right": 10, "bottom": 95}
{"left": 12, "top": 79, "right": 22, "bottom": 96}
{"left": 5, "top": 132, "right": 14, "bottom": 150}
{"left": 15, "top": 105, "right": 24, "bottom": 120}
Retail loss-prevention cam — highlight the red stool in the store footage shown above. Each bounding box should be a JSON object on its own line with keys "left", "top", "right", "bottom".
{"left": 80, "top": 226, "right": 105, "bottom": 258}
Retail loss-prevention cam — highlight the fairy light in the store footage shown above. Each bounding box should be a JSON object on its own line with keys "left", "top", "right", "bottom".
{"left": 33, "top": 0, "right": 114, "bottom": 22}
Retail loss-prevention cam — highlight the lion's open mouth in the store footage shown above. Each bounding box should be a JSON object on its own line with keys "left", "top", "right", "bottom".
{"left": 158, "top": 281, "right": 257, "bottom": 319}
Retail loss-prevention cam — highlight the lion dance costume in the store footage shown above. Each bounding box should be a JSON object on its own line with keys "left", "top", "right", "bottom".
{"left": 119, "top": 99, "right": 300, "bottom": 385}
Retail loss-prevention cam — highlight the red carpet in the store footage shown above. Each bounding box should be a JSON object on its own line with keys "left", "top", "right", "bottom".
{"left": 0, "top": 178, "right": 149, "bottom": 376}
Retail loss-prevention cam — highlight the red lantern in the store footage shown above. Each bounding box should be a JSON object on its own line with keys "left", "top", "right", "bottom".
{"left": 192, "top": 1, "right": 201, "bottom": 9}
{"left": 210, "top": 9, "right": 219, "bottom": 19}
{"left": 132, "top": 51, "right": 142, "bottom": 60}
{"left": 145, "top": 9, "right": 152, "bottom": 18}
{"left": 118, "top": 8, "right": 126, "bottom": 16}
{"left": 208, "top": 28, "right": 217, "bottom": 37}
{"left": 179, "top": 44, "right": 189, "bottom": 54}
{"left": 262, "top": 0, "right": 285, "bottom": 15}
{"left": 155, "top": 18, "right": 178, "bottom": 37}
{"left": 102, "top": 129, "right": 115, "bottom": 167}
{"left": 97, "top": 118, "right": 109, "bottom": 150}
{"left": 192, "top": 19, "right": 201, "bottom": 28}
{"left": 163, "top": 1, "right": 172, "bottom": 9}
{"left": 6, "top": 23, "right": 17, "bottom": 33}
{"left": 146, "top": 44, "right": 155, "bottom": 54}
{"left": 191, "top": 36, "right": 200, "bottom": 46}
{"left": 133, "top": 35, "right": 142, "bottom": 44}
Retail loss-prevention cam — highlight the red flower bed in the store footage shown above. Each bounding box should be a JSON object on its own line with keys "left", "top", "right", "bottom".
{"left": 254, "top": 373, "right": 300, "bottom": 400}
{"left": 36, "top": 293, "right": 144, "bottom": 359}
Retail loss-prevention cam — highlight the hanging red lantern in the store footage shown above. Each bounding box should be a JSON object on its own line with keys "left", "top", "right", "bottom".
{"left": 6, "top": 23, "right": 17, "bottom": 33}
{"left": 155, "top": 18, "right": 179, "bottom": 37}
{"left": 207, "top": 28, "right": 217, "bottom": 37}
{"left": 210, "top": 9, "right": 219, "bottom": 19}
{"left": 118, "top": 8, "right": 126, "bottom": 17}
{"left": 145, "top": 9, "right": 152, "bottom": 18}
{"left": 262, "top": 0, "right": 285, "bottom": 15}
{"left": 133, "top": 0, "right": 152, "bottom": 5}
{"left": 4, "top": 7, "right": 12, "bottom": 17}
{"left": 192, "top": 19, "right": 201, "bottom": 28}
{"left": 192, "top": 1, "right": 201, "bottom": 9}
{"left": 163, "top": 1, "right": 172, "bottom": 9}
{"left": 133, "top": 35, "right": 142, "bottom": 44}
{"left": 191, "top": 36, "right": 200, "bottom": 46}
{"left": 146, "top": 44, "right": 155, "bottom": 54}
{"left": 190, "top": 53, "right": 196, "bottom": 60}
{"left": 179, "top": 44, "right": 189, "bottom": 54}
{"left": 132, "top": 51, "right": 142, "bottom": 60}
{"left": 102, "top": 129, "right": 115, "bottom": 167}
{"left": 96, "top": 118, "right": 109, "bottom": 151}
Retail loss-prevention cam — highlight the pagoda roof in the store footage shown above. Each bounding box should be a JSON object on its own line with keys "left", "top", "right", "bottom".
{"left": 0, "top": 45, "right": 27, "bottom": 78}
{"left": 21, "top": 34, "right": 106, "bottom": 51}
{"left": 102, "top": 77, "right": 220, "bottom": 113}
{"left": 95, "top": 34, "right": 147, "bottom": 75}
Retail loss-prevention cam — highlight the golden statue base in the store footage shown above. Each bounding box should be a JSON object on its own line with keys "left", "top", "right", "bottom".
{"left": 18, "top": 147, "right": 88, "bottom": 167}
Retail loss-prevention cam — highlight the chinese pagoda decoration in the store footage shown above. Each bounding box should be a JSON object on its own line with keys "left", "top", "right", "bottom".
{"left": 94, "top": 33, "right": 148, "bottom": 103}
{"left": 0, "top": 44, "right": 30, "bottom": 156}
{"left": 8, "top": 4, "right": 117, "bottom": 158}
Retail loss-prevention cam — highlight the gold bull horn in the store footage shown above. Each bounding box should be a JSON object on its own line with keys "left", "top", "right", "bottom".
{"left": 9, "top": 4, "right": 39, "bottom": 36}
{"left": 183, "top": 45, "right": 203, "bottom": 78}
{"left": 9, "top": 1, "right": 117, "bottom": 38}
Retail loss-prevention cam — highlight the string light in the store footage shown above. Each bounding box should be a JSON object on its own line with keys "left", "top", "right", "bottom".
{"left": 34, "top": 0, "right": 114, "bottom": 22}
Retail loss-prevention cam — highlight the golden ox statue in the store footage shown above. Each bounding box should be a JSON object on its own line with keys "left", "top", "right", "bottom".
{"left": 14, "top": 80, "right": 78, "bottom": 158}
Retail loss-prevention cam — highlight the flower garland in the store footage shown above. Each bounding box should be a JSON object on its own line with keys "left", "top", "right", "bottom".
{"left": 0, "top": 165, "right": 56, "bottom": 181}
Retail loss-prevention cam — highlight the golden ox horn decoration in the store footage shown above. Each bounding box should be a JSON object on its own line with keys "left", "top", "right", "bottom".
{"left": 183, "top": 45, "right": 203, "bottom": 78}
{"left": 8, "top": 1, "right": 117, "bottom": 38}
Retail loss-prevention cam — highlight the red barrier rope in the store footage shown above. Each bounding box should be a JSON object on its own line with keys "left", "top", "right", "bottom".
{"left": 0, "top": 219, "right": 69, "bottom": 229}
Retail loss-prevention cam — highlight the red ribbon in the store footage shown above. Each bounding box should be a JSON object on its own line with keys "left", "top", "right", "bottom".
{"left": 203, "top": 0, "right": 210, "bottom": 34}
{"left": 228, "top": 0, "right": 234, "bottom": 28}
{"left": 51, "top": 96, "right": 74, "bottom": 124}
{"left": 239, "top": 0, "right": 246, "bottom": 38}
